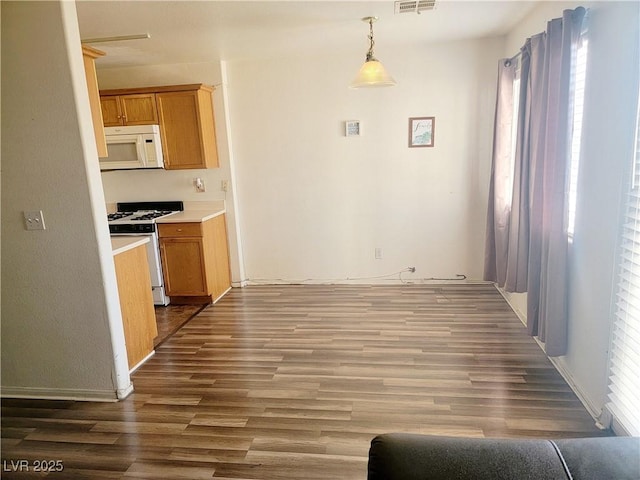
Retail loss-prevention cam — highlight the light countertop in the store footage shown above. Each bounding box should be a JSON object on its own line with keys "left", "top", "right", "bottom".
{"left": 111, "top": 236, "right": 150, "bottom": 256}
{"left": 156, "top": 200, "right": 225, "bottom": 224}
{"left": 156, "top": 208, "right": 225, "bottom": 223}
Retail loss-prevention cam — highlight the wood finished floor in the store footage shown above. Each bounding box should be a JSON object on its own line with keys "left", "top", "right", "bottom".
{"left": 154, "top": 304, "right": 207, "bottom": 347}
{"left": 1, "top": 284, "right": 610, "bottom": 479}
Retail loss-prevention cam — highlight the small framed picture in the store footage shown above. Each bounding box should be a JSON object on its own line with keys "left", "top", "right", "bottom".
{"left": 408, "top": 117, "right": 435, "bottom": 148}
{"left": 345, "top": 120, "right": 361, "bottom": 137}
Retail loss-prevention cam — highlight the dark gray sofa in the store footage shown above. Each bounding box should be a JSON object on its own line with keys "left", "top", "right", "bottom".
{"left": 367, "top": 433, "right": 640, "bottom": 480}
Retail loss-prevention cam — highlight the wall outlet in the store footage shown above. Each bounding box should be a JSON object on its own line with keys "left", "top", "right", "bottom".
{"left": 375, "top": 247, "right": 383, "bottom": 259}
{"left": 24, "top": 210, "right": 46, "bottom": 230}
{"left": 221, "top": 180, "right": 229, "bottom": 192}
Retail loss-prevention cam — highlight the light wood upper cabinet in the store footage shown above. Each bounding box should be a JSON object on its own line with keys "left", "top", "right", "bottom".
{"left": 158, "top": 214, "right": 230, "bottom": 302}
{"left": 100, "top": 94, "right": 158, "bottom": 127}
{"left": 100, "top": 96, "right": 122, "bottom": 126}
{"left": 99, "top": 84, "right": 219, "bottom": 170}
{"left": 156, "top": 87, "right": 219, "bottom": 169}
{"left": 81, "top": 45, "right": 107, "bottom": 158}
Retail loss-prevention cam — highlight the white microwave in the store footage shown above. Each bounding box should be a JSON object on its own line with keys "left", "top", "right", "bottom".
{"left": 100, "top": 125, "right": 164, "bottom": 170}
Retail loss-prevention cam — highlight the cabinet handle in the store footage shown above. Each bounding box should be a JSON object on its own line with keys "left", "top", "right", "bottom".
{"left": 177, "top": 229, "right": 183, "bottom": 232}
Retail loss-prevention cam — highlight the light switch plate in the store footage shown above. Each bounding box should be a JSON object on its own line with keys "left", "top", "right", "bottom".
{"left": 24, "top": 210, "right": 46, "bottom": 230}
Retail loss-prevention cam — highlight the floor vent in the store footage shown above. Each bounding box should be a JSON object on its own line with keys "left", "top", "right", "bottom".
{"left": 394, "top": 0, "right": 436, "bottom": 14}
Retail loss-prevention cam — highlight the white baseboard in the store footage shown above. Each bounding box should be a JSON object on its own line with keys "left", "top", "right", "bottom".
{"left": 128, "top": 351, "right": 155, "bottom": 374}
{"left": 213, "top": 286, "right": 233, "bottom": 303}
{"left": 492, "top": 283, "right": 605, "bottom": 427}
{"left": 544, "top": 351, "right": 604, "bottom": 424}
{"left": 117, "top": 383, "right": 134, "bottom": 400}
{"left": 1, "top": 386, "right": 123, "bottom": 402}
{"left": 242, "top": 278, "right": 490, "bottom": 286}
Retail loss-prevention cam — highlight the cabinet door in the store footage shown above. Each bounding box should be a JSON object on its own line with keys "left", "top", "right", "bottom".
{"left": 203, "top": 214, "right": 231, "bottom": 299}
{"left": 100, "top": 96, "right": 123, "bottom": 126}
{"left": 114, "top": 244, "right": 158, "bottom": 369}
{"left": 160, "top": 237, "right": 209, "bottom": 296}
{"left": 120, "top": 94, "right": 158, "bottom": 125}
{"left": 157, "top": 90, "right": 218, "bottom": 169}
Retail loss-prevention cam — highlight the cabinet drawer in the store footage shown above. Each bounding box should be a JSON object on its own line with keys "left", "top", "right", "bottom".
{"left": 158, "top": 222, "right": 202, "bottom": 238}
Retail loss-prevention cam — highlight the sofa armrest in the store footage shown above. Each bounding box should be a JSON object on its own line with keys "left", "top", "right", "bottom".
{"left": 367, "top": 434, "right": 572, "bottom": 480}
{"left": 555, "top": 436, "right": 640, "bottom": 480}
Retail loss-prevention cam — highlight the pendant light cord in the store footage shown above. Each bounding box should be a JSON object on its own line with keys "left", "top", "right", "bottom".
{"left": 366, "top": 18, "right": 376, "bottom": 61}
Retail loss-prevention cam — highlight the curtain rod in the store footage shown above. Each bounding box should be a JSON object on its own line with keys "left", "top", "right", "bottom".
{"left": 504, "top": 50, "right": 522, "bottom": 67}
{"left": 504, "top": 7, "right": 589, "bottom": 68}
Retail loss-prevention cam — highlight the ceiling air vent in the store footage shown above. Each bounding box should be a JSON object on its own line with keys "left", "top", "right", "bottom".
{"left": 394, "top": 0, "right": 436, "bottom": 14}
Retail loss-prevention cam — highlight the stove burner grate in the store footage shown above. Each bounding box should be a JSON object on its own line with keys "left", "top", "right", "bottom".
{"left": 129, "top": 210, "right": 175, "bottom": 221}
{"left": 107, "top": 212, "right": 134, "bottom": 221}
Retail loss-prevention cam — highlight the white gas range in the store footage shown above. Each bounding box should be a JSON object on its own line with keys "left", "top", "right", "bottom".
{"left": 108, "top": 201, "right": 184, "bottom": 306}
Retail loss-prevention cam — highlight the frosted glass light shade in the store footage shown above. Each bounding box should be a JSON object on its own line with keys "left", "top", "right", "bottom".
{"left": 350, "top": 59, "right": 397, "bottom": 88}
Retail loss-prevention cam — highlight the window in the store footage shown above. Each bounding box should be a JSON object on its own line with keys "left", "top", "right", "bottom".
{"left": 510, "top": 65, "right": 521, "bottom": 202}
{"left": 607, "top": 89, "right": 640, "bottom": 436}
{"left": 503, "top": 60, "right": 521, "bottom": 204}
{"left": 567, "top": 37, "right": 589, "bottom": 239}
{"left": 504, "top": 35, "right": 587, "bottom": 239}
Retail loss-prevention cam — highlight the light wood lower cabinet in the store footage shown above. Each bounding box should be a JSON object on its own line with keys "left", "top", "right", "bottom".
{"left": 113, "top": 244, "right": 158, "bottom": 370}
{"left": 158, "top": 214, "right": 231, "bottom": 302}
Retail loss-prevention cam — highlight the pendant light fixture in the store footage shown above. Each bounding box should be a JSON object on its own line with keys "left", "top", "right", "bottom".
{"left": 350, "top": 16, "right": 396, "bottom": 88}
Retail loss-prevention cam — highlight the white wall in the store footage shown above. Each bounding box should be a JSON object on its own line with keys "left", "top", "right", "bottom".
{"left": 226, "top": 37, "right": 502, "bottom": 283}
{"left": 501, "top": 1, "right": 640, "bottom": 421}
{"left": 1, "top": 1, "right": 130, "bottom": 400}
{"left": 565, "top": 0, "right": 639, "bottom": 422}
{"left": 95, "top": 37, "right": 502, "bottom": 286}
